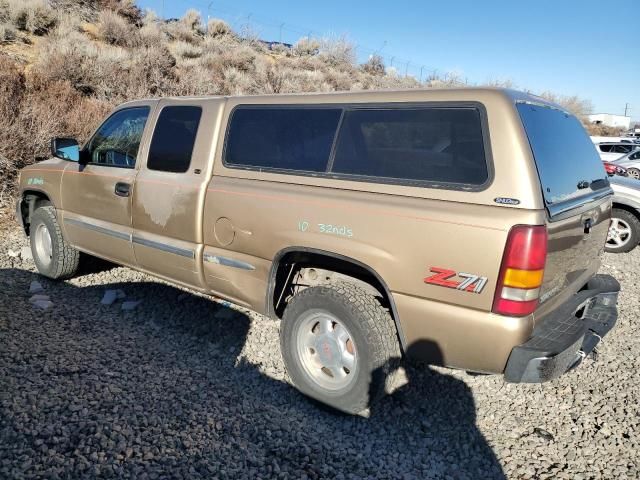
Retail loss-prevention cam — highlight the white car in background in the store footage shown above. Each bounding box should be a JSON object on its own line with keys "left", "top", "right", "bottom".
{"left": 612, "top": 150, "right": 640, "bottom": 179}
{"left": 593, "top": 142, "right": 640, "bottom": 162}
{"left": 608, "top": 176, "right": 640, "bottom": 253}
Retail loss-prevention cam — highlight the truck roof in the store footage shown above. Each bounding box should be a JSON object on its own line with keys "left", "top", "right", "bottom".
{"left": 121, "top": 87, "right": 560, "bottom": 110}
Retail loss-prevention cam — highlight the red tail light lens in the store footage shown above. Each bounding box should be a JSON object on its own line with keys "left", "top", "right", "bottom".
{"left": 492, "top": 225, "right": 547, "bottom": 317}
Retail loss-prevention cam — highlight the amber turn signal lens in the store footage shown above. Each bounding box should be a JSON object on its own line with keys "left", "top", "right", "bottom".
{"left": 502, "top": 268, "right": 544, "bottom": 289}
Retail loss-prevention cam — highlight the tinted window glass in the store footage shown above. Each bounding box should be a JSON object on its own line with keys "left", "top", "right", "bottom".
{"left": 85, "top": 107, "right": 150, "bottom": 167}
{"left": 331, "top": 108, "right": 488, "bottom": 185}
{"left": 613, "top": 144, "right": 633, "bottom": 153}
{"left": 225, "top": 108, "right": 342, "bottom": 172}
{"left": 148, "top": 106, "right": 202, "bottom": 173}
{"left": 517, "top": 104, "right": 608, "bottom": 206}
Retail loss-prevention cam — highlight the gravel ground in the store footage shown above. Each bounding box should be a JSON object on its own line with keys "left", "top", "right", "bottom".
{"left": 1, "top": 224, "right": 639, "bottom": 479}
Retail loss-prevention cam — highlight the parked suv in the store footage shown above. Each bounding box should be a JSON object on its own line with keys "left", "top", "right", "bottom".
{"left": 16, "top": 89, "right": 619, "bottom": 414}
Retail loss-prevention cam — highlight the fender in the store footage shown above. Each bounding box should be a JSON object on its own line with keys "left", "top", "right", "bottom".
{"left": 266, "top": 246, "right": 407, "bottom": 351}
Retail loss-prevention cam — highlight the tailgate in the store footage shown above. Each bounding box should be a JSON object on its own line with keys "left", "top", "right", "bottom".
{"left": 516, "top": 102, "right": 612, "bottom": 309}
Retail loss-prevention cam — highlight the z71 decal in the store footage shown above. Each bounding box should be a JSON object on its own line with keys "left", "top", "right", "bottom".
{"left": 424, "top": 267, "right": 488, "bottom": 294}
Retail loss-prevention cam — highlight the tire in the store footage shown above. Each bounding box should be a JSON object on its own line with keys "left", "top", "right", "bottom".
{"left": 30, "top": 206, "right": 80, "bottom": 279}
{"left": 280, "top": 282, "right": 401, "bottom": 415}
{"left": 627, "top": 168, "right": 640, "bottom": 180}
{"left": 605, "top": 208, "right": 640, "bottom": 254}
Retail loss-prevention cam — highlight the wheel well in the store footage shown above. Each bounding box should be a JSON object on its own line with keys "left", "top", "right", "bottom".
{"left": 20, "top": 190, "right": 52, "bottom": 235}
{"left": 269, "top": 249, "right": 406, "bottom": 349}
{"left": 612, "top": 202, "right": 640, "bottom": 223}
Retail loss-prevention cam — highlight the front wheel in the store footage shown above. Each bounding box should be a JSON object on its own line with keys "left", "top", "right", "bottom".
{"left": 605, "top": 208, "right": 640, "bottom": 253}
{"left": 30, "top": 206, "right": 80, "bottom": 279}
{"left": 280, "top": 282, "right": 401, "bottom": 415}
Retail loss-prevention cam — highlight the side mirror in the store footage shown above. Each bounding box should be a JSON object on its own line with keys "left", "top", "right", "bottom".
{"left": 51, "top": 137, "right": 80, "bottom": 162}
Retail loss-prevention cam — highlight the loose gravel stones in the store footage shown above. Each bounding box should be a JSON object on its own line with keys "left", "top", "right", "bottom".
{"left": 1, "top": 227, "right": 639, "bottom": 479}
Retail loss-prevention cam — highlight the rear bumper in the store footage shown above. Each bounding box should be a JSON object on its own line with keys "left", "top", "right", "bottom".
{"left": 504, "top": 274, "right": 619, "bottom": 383}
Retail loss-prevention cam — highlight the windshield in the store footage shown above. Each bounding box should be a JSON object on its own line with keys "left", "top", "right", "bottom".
{"left": 517, "top": 103, "right": 608, "bottom": 206}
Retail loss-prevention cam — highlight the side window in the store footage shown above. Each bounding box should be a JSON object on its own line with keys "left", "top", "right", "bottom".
{"left": 147, "top": 106, "right": 202, "bottom": 173}
{"left": 224, "top": 107, "right": 342, "bottom": 172}
{"left": 599, "top": 145, "right": 612, "bottom": 152}
{"left": 331, "top": 107, "right": 488, "bottom": 185}
{"left": 631, "top": 151, "right": 640, "bottom": 160}
{"left": 84, "top": 107, "right": 150, "bottom": 168}
{"left": 618, "top": 145, "right": 633, "bottom": 153}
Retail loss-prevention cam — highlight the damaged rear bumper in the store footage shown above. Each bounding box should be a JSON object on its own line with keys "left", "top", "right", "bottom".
{"left": 504, "top": 274, "right": 619, "bottom": 383}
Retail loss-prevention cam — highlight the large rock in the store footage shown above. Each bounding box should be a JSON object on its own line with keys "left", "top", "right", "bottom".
{"left": 21, "top": 246, "right": 33, "bottom": 261}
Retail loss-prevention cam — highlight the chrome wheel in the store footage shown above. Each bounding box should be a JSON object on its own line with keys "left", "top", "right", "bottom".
{"left": 628, "top": 168, "right": 640, "bottom": 180}
{"left": 607, "top": 218, "right": 632, "bottom": 248}
{"left": 34, "top": 223, "right": 53, "bottom": 267}
{"left": 295, "top": 310, "right": 357, "bottom": 391}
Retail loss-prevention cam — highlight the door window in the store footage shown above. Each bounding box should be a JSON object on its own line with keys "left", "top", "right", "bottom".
{"left": 147, "top": 106, "right": 202, "bottom": 173}
{"left": 84, "top": 107, "right": 150, "bottom": 168}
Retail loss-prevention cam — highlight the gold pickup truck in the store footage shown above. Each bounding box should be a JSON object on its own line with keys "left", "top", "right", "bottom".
{"left": 16, "top": 88, "right": 620, "bottom": 414}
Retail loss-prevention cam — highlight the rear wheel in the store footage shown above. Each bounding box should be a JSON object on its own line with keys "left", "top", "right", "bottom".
{"left": 280, "top": 282, "right": 401, "bottom": 414}
{"left": 606, "top": 208, "right": 640, "bottom": 253}
{"left": 30, "top": 206, "right": 80, "bottom": 279}
{"left": 627, "top": 168, "right": 640, "bottom": 180}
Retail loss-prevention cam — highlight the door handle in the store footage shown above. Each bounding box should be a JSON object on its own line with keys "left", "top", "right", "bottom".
{"left": 114, "top": 182, "right": 131, "bottom": 197}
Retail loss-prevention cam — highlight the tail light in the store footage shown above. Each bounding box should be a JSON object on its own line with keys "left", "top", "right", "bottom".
{"left": 492, "top": 225, "right": 547, "bottom": 317}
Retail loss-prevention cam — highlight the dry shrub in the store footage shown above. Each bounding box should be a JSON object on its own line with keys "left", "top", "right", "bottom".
{"left": 173, "top": 63, "right": 217, "bottom": 96}
{"left": 0, "top": 22, "right": 16, "bottom": 42}
{"left": 164, "top": 9, "right": 202, "bottom": 44}
{"left": 0, "top": 55, "right": 110, "bottom": 201}
{"left": 362, "top": 55, "right": 385, "bottom": 76}
{"left": 34, "top": 22, "right": 177, "bottom": 100}
{"left": 100, "top": 0, "right": 141, "bottom": 24}
{"left": 586, "top": 123, "right": 626, "bottom": 136}
{"left": 139, "top": 19, "right": 163, "bottom": 47}
{"left": 0, "top": 54, "right": 25, "bottom": 126}
{"left": 539, "top": 91, "right": 593, "bottom": 119}
{"left": 319, "top": 36, "right": 356, "bottom": 66}
{"left": 293, "top": 36, "right": 320, "bottom": 56}
{"left": 206, "top": 18, "right": 230, "bottom": 38}
{"left": 201, "top": 45, "right": 256, "bottom": 75}
{"left": 97, "top": 9, "right": 139, "bottom": 47}
{"left": 219, "top": 67, "right": 252, "bottom": 95}
{"left": 172, "top": 39, "right": 201, "bottom": 59}
{"left": 5, "top": 0, "right": 57, "bottom": 35}
{"left": 128, "top": 44, "right": 177, "bottom": 96}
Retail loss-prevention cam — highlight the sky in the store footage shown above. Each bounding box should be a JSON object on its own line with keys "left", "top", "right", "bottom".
{"left": 137, "top": 0, "right": 640, "bottom": 122}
